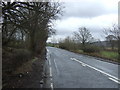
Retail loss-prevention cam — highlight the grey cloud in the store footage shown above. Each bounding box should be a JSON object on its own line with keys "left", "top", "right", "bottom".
{"left": 57, "top": 28, "right": 73, "bottom": 36}
{"left": 62, "top": 1, "right": 117, "bottom": 18}
{"left": 48, "top": 0, "right": 118, "bottom": 42}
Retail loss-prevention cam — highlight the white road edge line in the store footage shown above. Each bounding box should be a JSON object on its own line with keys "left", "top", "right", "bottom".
{"left": 49, "top": 62, "right": 54, "bottom": 89}
{"left": 47, "top": 49, "right": 51, "bottom": 66}
{"left": 49, "top": 59, "right": 54, "bottom": 89}
{"left": 47, "top": 49, "right": 54, "bottom": 89}
{"left": 70, "top": 58, "right": 120, "bottom": 83}
{"left": 54, "top": 59, "right": 59, "bottom": 74}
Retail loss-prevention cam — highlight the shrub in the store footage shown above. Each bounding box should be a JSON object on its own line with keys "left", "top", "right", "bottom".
{"left": 59, "top": 43, "right": 69, "bottom": 50}
{"left": 83, "top": 45, "right": 101, "bottom": 53}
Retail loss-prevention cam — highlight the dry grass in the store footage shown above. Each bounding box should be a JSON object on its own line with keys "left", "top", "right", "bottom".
{"left": 12, "top": 57, "right": 38, "bottom": 75}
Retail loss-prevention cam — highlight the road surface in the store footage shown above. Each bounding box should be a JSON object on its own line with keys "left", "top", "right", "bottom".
{"left": 44, "top": 47, "right": 119, "bottom": 88}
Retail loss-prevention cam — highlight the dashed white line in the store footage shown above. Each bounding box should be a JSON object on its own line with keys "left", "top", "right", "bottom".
{"left": 47, "top": 49, "right": 51, "bottom": 66}
{"left": 47, "top": 49, "right": 49, "bottom": 53}
{"left": 109, "top": 77, "right": 120, "bottom": 84}
{"left": 49, "top": 59, "right": 51, "bottom": 66}
{"left": 70, "top": 58, "right": 120, "bottom": 84}
{"left": 50, "top": 67, "right": 52, "bottom": 77}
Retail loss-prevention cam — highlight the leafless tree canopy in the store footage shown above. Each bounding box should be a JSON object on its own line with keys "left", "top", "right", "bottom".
{"left": 2, "top": 1, "right": 62, "bottom": 54}
{"left": 73, "top": 27, "right": 93, "bottom": 47}
{"left": 104, "top": 24, "right": 120, "bottom": 59}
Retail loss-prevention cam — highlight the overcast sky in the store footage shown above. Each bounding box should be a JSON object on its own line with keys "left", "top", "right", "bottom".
{"left": 47, "top": 0, "right": 119, "bottom": 43}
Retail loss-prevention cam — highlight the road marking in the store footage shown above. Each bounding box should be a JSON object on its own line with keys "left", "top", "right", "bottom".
{"left": 49, "top": 61, "right": 54, "bottom": 89}
{"left": 81, "top": 63, "right": 86, "bottom": 67}
{"left": 50, "top": 67, "right": 52, "bottom": 77}
{"left": 47, "top": 49, "right": 51, "bottom": 66}
{"left": 51, "top": 83, "right": 54, "bottom": 90}
{"left": 49, "top": 59, "right": 51, "bottom": 66}
{"left": 47, "top": 49, "right": 54, "bottom": 89}
{"left": 51, "top": 78, "right": 52, "bottom": 81}
{"left": 53, "top": 59, "right": 59, "bottom": 74}
{"left": 70, "top": 58, "right": 120, "bottom": 84}
{"left": 109, "top": 77, "right": 120, "bottom": 84}
{"left": 47, "top": 49, "right": 49, "bottom": 52}
{"left": 71, "top": 58, "right": 86, "bottom": 67}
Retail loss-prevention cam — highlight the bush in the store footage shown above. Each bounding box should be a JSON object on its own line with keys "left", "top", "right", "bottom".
{"left": 83, "top": 45, "right": 101, "bottom": 53}
{"left": 59, "top": 43, "right": 69, "bottom": 50}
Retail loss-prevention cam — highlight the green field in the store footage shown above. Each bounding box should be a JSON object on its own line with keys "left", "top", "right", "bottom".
{"left": 100, "top": 51, "right": 118, "bottom": 60}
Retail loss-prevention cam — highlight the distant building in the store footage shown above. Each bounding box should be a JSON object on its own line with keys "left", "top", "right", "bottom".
{"left": 91, "top": 40, "right": 117, "bottom": 48}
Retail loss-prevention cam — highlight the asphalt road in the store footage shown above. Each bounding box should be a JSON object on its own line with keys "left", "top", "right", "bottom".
{"left": 45, "top": 47, "right": 120, "bottom": 88}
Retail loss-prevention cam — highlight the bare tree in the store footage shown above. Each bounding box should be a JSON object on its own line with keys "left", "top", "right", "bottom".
{"left": 110, "top": 24, "right": 120, "bottom": 59}
{"left": 104, "top": 24, "right": 120, "bottom": 59}
{"left": 73, "top": 27, "right": 93, "bottom": 48}
{"left": 105, "top": 35, "right": 116, "bottom": 50}
{"left": 2, "top": 2, "right": 62, "bottom": 54}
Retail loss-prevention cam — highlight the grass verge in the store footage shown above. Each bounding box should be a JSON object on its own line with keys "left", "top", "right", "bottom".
{"left": 70, "top": 49, "right": 119, "bottom": 64}
{"left": 12, "top": 57, "right": 38, "bottom": 75}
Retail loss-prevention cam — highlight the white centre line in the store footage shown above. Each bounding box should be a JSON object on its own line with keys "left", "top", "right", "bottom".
{"left": 47, "top": 49, "right": 51, "bottom": 66}
{"left": 70, "top": 58, "right": 120, "bottom": 84}
{"left": 54, "top": 59, "right": 59, "bottom": 75}
{"left": 47, "top": 49, "right": 49, "bottom": 53}
{"left": 49, "top": 59, "right": 51, "bottom": 66}
{"left": 50, "top": 67, "right": 52, "bottom": 77}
